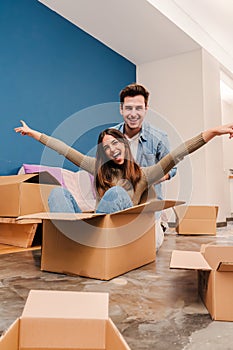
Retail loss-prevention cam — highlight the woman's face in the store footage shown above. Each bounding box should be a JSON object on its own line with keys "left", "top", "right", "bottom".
{"left": 102, "top": 134, "right": 125, "bottom": 165}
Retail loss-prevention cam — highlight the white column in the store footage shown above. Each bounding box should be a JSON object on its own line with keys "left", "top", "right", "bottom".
{"left": 137, "top": 48, "right": 228, "bottom": 222}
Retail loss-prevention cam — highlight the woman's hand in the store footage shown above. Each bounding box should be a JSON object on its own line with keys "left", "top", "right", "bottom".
{"left": 213, "top": 123, "right": 233, "bottom": 138}
{"left": 202, "top": 123, "right": 233, "bottom": 142}
{"left": 14, "top": 120, "right": 41, "bottom": 140}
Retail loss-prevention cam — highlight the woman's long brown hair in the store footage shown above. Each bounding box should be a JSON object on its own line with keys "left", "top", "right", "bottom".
{"left": 95, "top": 128, "right": 142, "bottom": 197}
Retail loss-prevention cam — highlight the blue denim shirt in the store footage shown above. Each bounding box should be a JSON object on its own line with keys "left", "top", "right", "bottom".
{"left": 113, "top": 121, "right": 177, "bottom": 200}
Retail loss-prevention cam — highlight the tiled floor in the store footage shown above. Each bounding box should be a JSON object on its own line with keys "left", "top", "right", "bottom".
{"left": 1, "top": 223, "right": 233, "bottom": 349}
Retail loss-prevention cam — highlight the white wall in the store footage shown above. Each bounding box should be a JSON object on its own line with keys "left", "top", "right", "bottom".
{"left": 137, "top": 48, "right": 229, "bottom": 222}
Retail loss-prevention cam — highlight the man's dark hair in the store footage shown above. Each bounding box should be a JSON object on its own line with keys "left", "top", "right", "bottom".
{"left": 120, "top": 83, "right": 150, "bottom": 107}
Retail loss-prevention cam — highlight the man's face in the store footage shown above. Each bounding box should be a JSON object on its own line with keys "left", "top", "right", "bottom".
{"left": 120, "top": 95, "right": 147, "bottom": 131}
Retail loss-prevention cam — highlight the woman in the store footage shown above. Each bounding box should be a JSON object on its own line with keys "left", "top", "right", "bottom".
{"left": 15, "top": 120, "right": 233, "bottom": 214}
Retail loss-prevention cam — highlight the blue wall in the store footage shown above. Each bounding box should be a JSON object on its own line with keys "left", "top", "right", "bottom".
{"left": 0, "top": 0, "right": 136, "bottom": 174}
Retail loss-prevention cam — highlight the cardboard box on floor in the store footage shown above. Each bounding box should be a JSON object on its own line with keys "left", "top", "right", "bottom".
{"left": 0, "top": 289, "right": 131, "bottom": 350}
{"left": 0, "top": 217, "right": 39, "bottom": 248}
{"left": 170, "top": 244, "right": 233, "bottom": 321}
{"left": 0, "top": 172, "right": 60, "bottom": 217}
{"left": 0, "top": 172, "right": 60, "bottom": 248}
{"left": 18, "top": 199, "right": 184, "bottom": 280}
{"left": 173, "top": 205, "right": 218, "bottom": 235}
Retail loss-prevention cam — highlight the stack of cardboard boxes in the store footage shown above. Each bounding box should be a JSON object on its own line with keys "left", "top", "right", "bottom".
{"left": 0, "top": 172, "right": 59, "bottom": 248}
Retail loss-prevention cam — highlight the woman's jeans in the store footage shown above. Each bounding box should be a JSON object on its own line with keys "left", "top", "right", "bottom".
{"left": 48, "top": 186, "right": 133, "bottom": 214}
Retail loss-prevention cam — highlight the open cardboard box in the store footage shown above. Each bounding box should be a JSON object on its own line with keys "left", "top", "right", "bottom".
{"left": 173, "top": 205, "right": 218, "bottom": 235}
{"left": 0, "top": 172, "right": 60, "bottom": 217}
{"left": 18, "top": 199, "right": 184, "bottom": 280}
{"left": 170, "top": 244, "right": 233, "bottom": 321}
{"left": 0, "top": 289, "right": 130, "bottom": 350}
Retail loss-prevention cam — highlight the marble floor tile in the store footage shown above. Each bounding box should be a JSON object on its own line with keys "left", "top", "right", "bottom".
{"left": 1, "top": 223, "right": 233, "bottom": 349}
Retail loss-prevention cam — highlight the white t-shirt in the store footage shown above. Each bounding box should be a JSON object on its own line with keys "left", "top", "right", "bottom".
{"left": 125, "top": 132, "right": 140, "bottom": 160}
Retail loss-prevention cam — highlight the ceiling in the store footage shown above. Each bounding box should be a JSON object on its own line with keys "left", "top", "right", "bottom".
{"left": 148, "top": 0, "right": 233, "bottom": 78}
{"left": 38, "top": 0, "right": 233, "bottom": 78}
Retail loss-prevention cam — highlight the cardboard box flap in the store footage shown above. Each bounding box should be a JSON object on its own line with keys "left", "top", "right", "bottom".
{"left": 0, "top": 319, "right": 19, "bottom": 350}
{"left": 0, "top": 172, "right": 60, "bottom": 185}
{"left": 17, "top": 211, "right": 102, "bottom": 222}
{"left": 201, "top": 245, "right": 233, "bottom": 269}
{"left": 170, "top": 250, "right": 212, "bottom": 270}
{"left": 217, "top": 262, "right": 233, "bottom": 272}
{"left": 106, "top": 319, "right": 131, "bottom": 350}
{"left": 110, "top": 199, "right": 185, "bottom": 215}
{"left": 17, "top": 200, "right": 185, "bottom": 222}
{"left": 22, "top": 290, "right": 109, "bottom": 319}
{"left": 0, "top": 174, "right": 38, "bottom": 185}
{"left": 20, "top": 290, "right": 110, "bottom": 349}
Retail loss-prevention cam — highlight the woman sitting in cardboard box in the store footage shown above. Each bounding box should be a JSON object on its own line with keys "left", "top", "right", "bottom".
{"left": 15, "top": 120, "right": 233, "bottom": 214}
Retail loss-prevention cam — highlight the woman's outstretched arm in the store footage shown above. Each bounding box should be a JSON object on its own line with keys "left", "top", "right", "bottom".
{"left": 145, "top": 123, "right": 233, "bottom": 186}
{"left": 14, "top": 120, "right": 96, "bottom": 174}
{"left": 202, "top": 124, "right": 233, "bottom": 142}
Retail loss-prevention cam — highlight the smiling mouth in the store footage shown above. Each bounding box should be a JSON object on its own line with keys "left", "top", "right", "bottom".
{"left": 128, "top": 117, "right": 140, "bottom": 122}
{"left": 112, "top": 151, "right": 121, "bottom": 159}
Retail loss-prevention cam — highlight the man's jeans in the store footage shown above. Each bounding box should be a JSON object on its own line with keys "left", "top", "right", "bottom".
{"left": 48, "top": 186, "right": 133, "bottom": 214}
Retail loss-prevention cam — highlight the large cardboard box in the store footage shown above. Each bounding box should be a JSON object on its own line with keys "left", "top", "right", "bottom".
{"left": 0, "top": 289, "right": 131, "bottom": 350}
{"left": 170, "top": 244, "right": 233, "bottom": 321}
{"left": 173, "top": 205, "right": 218, "bottom": 235}
{"left": 0, "top": 172, "right": 60, "bottom": 217}
{"left": 18, "top": 200, "right": 183, "bottom": 280}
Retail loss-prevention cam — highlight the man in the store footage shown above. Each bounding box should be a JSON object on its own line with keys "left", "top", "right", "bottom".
{"left": 114, "top": 83, "right": 177, "bottom": 248}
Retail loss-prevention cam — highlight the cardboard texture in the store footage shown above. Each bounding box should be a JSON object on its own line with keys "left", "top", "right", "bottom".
{"left": 0, "top": 290, "right": 130, "bottom": 350}
{"left": 0, "top": 217, "right": 40, "bottom": 248}
{"left": 0, "top": 172, "right": 60, "bottom": 217}
{"left": 18, "top": 200, "right": 184, "bottom": 280}
{"left": 170, "top": 244, "right": 233, "bottom": 321}
{"left": 0, "top": 172, "right": 58, "bottom": 247}
{"left": 173, "top": 205, "right": 218, "bottom": 235}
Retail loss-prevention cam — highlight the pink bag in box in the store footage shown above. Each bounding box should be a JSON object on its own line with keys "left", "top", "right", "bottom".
{"left": 22, "top": 164, "right": 96, "bottom": 212}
